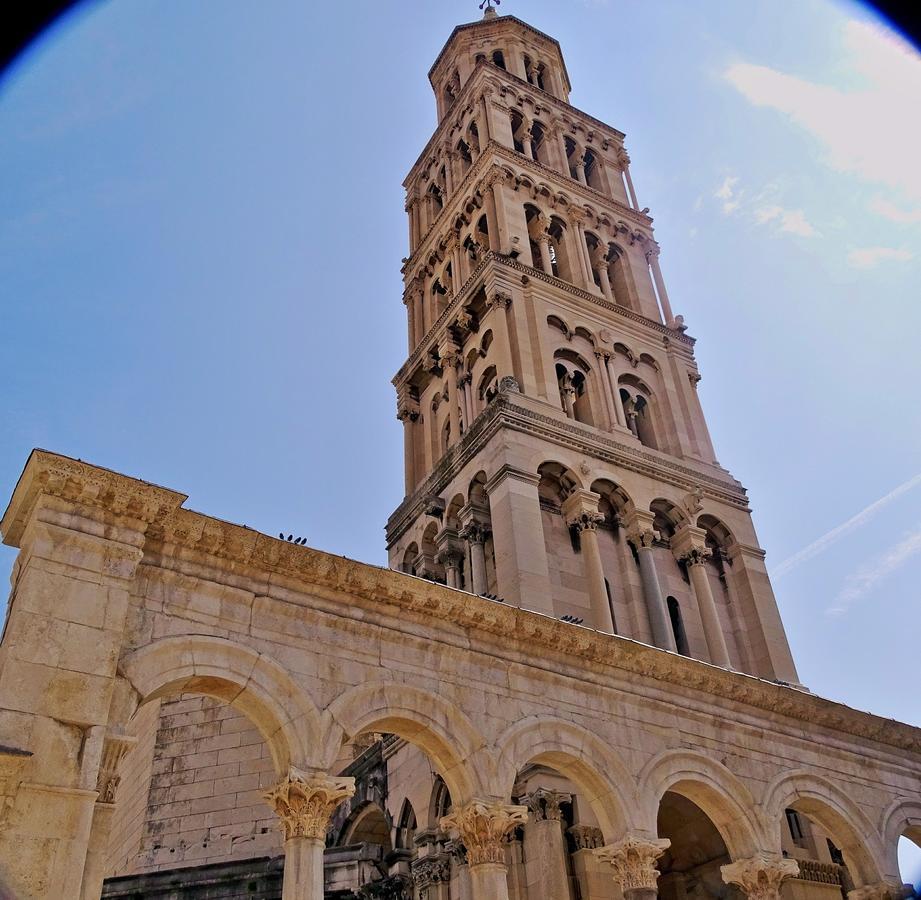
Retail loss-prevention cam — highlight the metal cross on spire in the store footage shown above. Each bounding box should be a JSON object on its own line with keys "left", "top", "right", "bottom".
{"left": 479, "top": 0, "right": 500, "bottom": 11}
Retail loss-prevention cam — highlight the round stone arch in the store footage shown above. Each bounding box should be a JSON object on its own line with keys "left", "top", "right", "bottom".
{"left": 880, "top": 797, "right": 921, "bottom": 880}
{"left": 323, "top": 682, "right": 491, "bottom": 805}
{"left": 118, "top": 634, "right": 323, "bottom": 776}
{"left": 761, "top": 769, "right": 886, "bottom": 886}
{"left": 637, "top": 748, "right": 762, "bottom": 859}
{"left": 493, "top": 715, "right": 637, "bottom": 841}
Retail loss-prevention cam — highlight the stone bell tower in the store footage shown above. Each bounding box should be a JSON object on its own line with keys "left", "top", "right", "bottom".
{"left": 387, "top": 6, "right": 799, "bottom": 686}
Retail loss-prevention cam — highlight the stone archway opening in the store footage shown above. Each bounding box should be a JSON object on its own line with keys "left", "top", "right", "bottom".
{"left": 99, "top": 685, "right": 285, "bottom": 900}
{"left": 656, "top": 790, "right": 734, "bottom": 900}
{"left": 898, "top": 832, "right": 921, "bottom": 897}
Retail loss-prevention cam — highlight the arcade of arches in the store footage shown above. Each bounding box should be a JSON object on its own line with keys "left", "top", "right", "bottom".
{"left": 0, "top": 452, "right": 918, "bottom": 900}
{"left": 1, "top": 8, "right": 919, "bottom": 900}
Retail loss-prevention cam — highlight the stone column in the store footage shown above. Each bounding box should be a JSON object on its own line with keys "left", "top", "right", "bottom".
{"left": 624, "top": 512, "right": 677, "bottom": 652}
{"left": 523, "top": 788, "right": 572, "bottom": 900}
{"left": 594, "top": 349, "right": 618, "bottom": 430}
{"left": 619, "top": 150, "right": 639, "bottom": 210}
{"left": 573, "top": 149, "right": 588, "bottom": 185}
{"left": 605, "top": 357, "right": 628, "bottom": 428}
{"left": 519, "top": 118, "right": 534, "bottom": 160}
{"left": 79, "top": 731, "right": 137, "bottom": 900}
{"left": 441, "top": 348, "right": 462, "bottom": 446}
{"left": 645, "top": 244, "right": 675, "bottom": 327}
{"left": 595, "top": 835, "right": 671, "bottom": 900}
{"left": 264, "top": 770, "right": 356, "bottom": 900}
{"left": 460, "top": 372, "right": 475, "bottom": 428}
{"left": 568, "top": 826, "right": 608, "bottom": 900}
{"left": 460, "top": 521, "right": 490, "bottom": 595}
{"left": 484, "top": 180, "right": 502, "bottom": 253}
{"left": 568, "top": 213, "right": 595, "bottom": 289}
{"left": 721, "top": 856, "right": 800, "bottom": 900}
{"left": 554, "top": 125, "right": 571, "bottom": 176}
{"left": 672, "top": 526, "right": 731, "bottom": 668}
{"left": 437, "top": 531, "right": 466, "bottom": 590}
{"left": 486, "top": 467, "right": 554, "bottom": 613}
{"left": 486, "top": 289, "right": 514, "bottom": 381}
{"left": 562, "top": 491, "right": 615, "bottom": 634}
{"left": 441, "top": 800, "right": 529, "bottom": 900}
{"left": 397, "top": 395, "right": 419, "bottom": 495}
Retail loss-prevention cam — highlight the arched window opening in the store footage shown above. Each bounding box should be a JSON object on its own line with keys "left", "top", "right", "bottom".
{"left": 441, "top": 418, "right": 452, "bottom": 454}
{"left": 535, "top": 64, "right": 546, "bottom": 92}
{"left": 530, "top": 120, "right": 547, "bottom": 165}
{"left": 606, "top": 244, "right": 632, "bottom": 308}
{"left": 491, "top": 49, "right": 506, "bottom": 70}
{"left": 585, "top": 231, "right": 603, "bottom": 289}
{"left": 395, "top": 800, "right": 417, "bottom": 850}
{"left": 475, "top": 213, "right": 489, "bottom": 248}
{"left": 619, "top": 385, "right": 658, "bottom": 449}
{"left": 427, "top": 181, "right": 443, "bottom": 212}
{"left": 457, "top": 139, "right": 473, "bottom": 174}
{"left": 667, "top": 596, "right": 689, "bottom": 656}
{"left": 430, "top": 776, "right": 452, "bottom": 826}
{"left": 467, "top": 121, "right": 480, "bottom": 155}
{"left": 401, "top": 543, "right": 419, "bottom": 576}
{"left": 478, "top": 365, "right": 499, "bottom": 409}
{"left": 510, "top": 109, "right": 525, "bottom": 155}
{"left": 555, "top": 359, "right": 593, "bottom": 425}
{"left": 548, "top": 217, "right": 570, "bottom": 280}
{"left": 657, "top": 791, "right": 730, "bottom": 893}
{"left": 583, "top": 148, "right": 603, "bottom": 191}
{"left": 565, "top": 136, "right": 579, "bottom": 180}
{"left": 343, "top": 803, "right": 393, "bottom": 854}
{"left": 786, "top": 808, "right": 809, "bottom": 849}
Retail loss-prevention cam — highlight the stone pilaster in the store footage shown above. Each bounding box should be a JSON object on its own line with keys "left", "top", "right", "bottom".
{"left": 721, "top": 856, "right": 800, "bottom": 900}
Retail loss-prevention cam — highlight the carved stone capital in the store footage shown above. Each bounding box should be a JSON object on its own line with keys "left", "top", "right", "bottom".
{"left": 459, "top": 522, "right": 490, "bottom": 546}
{"left": 441, "top": 799, "right": 528, "bottom": 867}
{"left": 645, "top": 242, "right": 661, "bottom": 262}
{"left": 847, "top": 884, "right": 904, "bottom": 900}
{"left": 412, "top": 855, "right": 452, "bottom": 888}
{"left": 263, "top": 770, "right": 355, "bottom": 842}
{"left": 670, "top": 525, "right": 710, "bottom": 565}
{"left": 721, "top": 856, "right": 801, "bottom": 900}
{"left": 523, "top": 787, "right": 572, "bottom": 822}
{"left": 487, "top": 289, "right": 512, "bottom": 311}
{"left": 595, "top": 835, "right": 671, "bottom": 892}
{"left": 568, "top": 824, "right": 604, "bottom": 850}
{"left": 561, "top": 489, "right": 604, "bottom": 532}
{"left": 96, "top": 732, "right": 137, "bottom": 804}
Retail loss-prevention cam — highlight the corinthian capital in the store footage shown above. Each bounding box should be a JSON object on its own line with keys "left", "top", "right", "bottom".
{"left": 847, "top": 884, "right": 904, "bottom": 900}
{"left": 721, "top": 856, "right": 800, "bottom": 900}
{"left": 264, "top": 770, "right": 355, "bottom": 841}
{"left": 440, "top": 799, "right": 528, "bottom": 867}
{"left": 595, "top": 835, "right": 671, "bottom": 893}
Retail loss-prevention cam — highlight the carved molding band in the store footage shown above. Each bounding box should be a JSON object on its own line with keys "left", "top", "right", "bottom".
{"left": 595, "top": 835, "right": 671, "bottom": 892}
{"left": 440, "top": 799, "right": 528, "bottom": 867}
{"left": 263, "top": 769, "right": 355, "bottom": 842}
{"left": 721, "top": 856, "right": 800, "bottom": 900}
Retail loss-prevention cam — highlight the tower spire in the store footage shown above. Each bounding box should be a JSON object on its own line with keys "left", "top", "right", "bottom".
{"left": 479, "top": 0, "right": 499, "bottom": 19}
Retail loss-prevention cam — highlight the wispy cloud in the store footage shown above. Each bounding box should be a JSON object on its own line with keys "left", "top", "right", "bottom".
{"left": 868, "top": 196, "right": 921, "bottom": 224}
{"left": 827, "top": 524, "right": 921, "bottom": 615}
{"left": 723, "top": 20, "right": 921, "bottom": 203}
{"left": 774, "top": 473, "right": 921, "bottom": 577}
{"left": 716, "top": 178, "right": 819, "bottom": 237}
{"left": 848, "top": 246, "right": 913, "bottom": 269}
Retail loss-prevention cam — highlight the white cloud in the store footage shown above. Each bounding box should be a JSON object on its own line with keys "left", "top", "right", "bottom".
{"left": 848, "top": 246, "right": 913, "bottom": 268}
{"left": 778, "top": 209, "right": 818, "bottom": 237}
{"left": 828, "top": 523, "right": 921, "bottom": 615}
{"left": 724, "top": 20, "right": 921, "bottom": 203}
{"left": 869, "top": 195, "right": 921, "bottom": 224}
{"left": 774, "top": 473, "right": 921, "bottom": 577}
{"left": 754, "top": 205, "right": 782, "bottom": 224}
{"left": 714, "top": 176, "right": 743, "bottom": 213}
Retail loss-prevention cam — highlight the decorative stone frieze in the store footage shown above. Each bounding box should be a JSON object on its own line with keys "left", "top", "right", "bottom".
{"left": 263, "top": 770, "right": 355, "bottom": 842}
{"left": 440, "top": 799, "right": 528, "bottom": 867}
{"left": 721, "top": 856, "right": 800, "bottom": 900}
{"left": 594, "top": 835, "right": 671, "bottom": 893}
{"left": 411, "top": 855, "right": 452, "bottom": 888}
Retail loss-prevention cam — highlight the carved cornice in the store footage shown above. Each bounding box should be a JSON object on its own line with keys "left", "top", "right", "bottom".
{"left": 387, "top": 393, "right": 748, "bottom": 545}
{"left": 8, "top": 450, "right": 921, "bottom": 759}
{"left": 721, "top": 857, "right": 800, "bottom": 900}
{"left": 263, "top": 770, "right": 355, "bottom": 842}
{"left": 1, "top": 449, "right": 187, "bottom": 547}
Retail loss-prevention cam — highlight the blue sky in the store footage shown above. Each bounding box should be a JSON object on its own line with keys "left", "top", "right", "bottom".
{"left": 1, "top": 0, "right": 919, "bottom": 882}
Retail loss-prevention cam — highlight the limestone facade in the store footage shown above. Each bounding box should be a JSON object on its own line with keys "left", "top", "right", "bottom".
{"left": 0, "top": 8, "right": 919, "bottom": 900}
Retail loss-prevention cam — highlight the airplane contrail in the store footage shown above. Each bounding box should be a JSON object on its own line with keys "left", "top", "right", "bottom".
{"left": 773, "top": 472, "right": 921, "bottom": 577}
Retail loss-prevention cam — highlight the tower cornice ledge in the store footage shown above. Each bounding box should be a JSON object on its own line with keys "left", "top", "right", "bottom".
{"left": 385, "top": 390, "right": 748, "bottom": 545}
{"left": 5, "top": 449, "right": 921, "bottom": 760}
